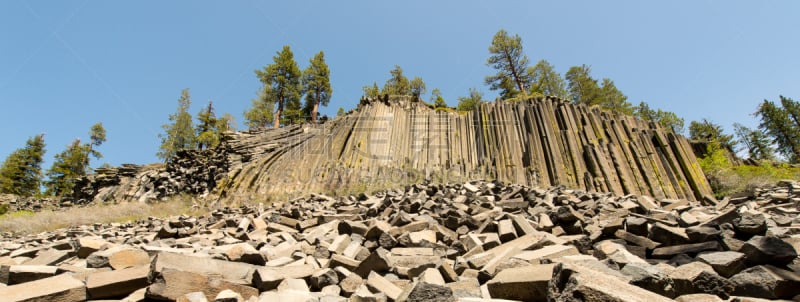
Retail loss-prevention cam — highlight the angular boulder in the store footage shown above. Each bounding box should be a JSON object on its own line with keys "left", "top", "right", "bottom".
{"left": 146, "top": 268, "right": 258, "bottom": 301}
{"left": 0, "top": 273, "right": 86, "bottom": 302}
{"left": 729, "top": 265, "right": 800, "bottom": 299}
{"left": 548, "top": 262, "right": 673, "bottom": 302}
{"left": 740, "top": 236, "right": 797, "bottom": 266}
{"left": 486, "top": 264, "right": 554, "bottom": 302}
{"left": 86, "top": 265, "right": 150, "bottom": 299}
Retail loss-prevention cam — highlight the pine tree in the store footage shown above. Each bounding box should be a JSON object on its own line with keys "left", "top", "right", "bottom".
{"left": 457, "top": 88, "right": 484, "bottom": 112}
{"left": 780, "top": 96, "right": 800, "bottom": 129}
{"left": 634, "top": 102, "right": 684, "bottom": 133}
{"left": 336, "top": 107, "right": 345, "bottom": 117}
{"left": 431, "top": 88, "right": 446, "bottom": 108}
{"left": 733, "top": 123, "right": 774, "bottom": 161}
{"left": 45, "top": 124, "right": 107, "bottom": 196}
{"left": 635, "top": 101, "right": 656, "bottom": 121}
{"left": 217, "top": 113, "right": 236, "bottom": 134}
{"left": 756, "top": 98, "right": 800, "bottom": 162}
{"left": 689, "top": 119, "right": 735, "bottom": 158}
{"left": 565, "top": 65, "right": 601, "bottom": 105}
{"left": 0, "top": 134, "right": 46, "bottom": 197}
{"left": 382, "top": 65, "right": 410, "bottom": 96}
{"left": 528, "top": 60, "right": 567, "bottom": 99}
{"left": 409, "top": 76, "right": 426, "bottom": 99}
{"left": 485, "top": 29, "right": 531, "bottom": 99}
{"left": 689, "top": 119, "right": 735, "bottom": 148}
{"left": 196, "top": 101, "right": 218, "bottom": 150}
{"left": 45, "top": 139, "right": 90, "bottom": 196}
{"left": 89, "top": 123, "right": 106, "bottom": 154}
{"left": 85, "top": 122, "right": 107, "bottom": 172}
{"left": 362, "top": 82, "right": 381, "bottom": 98}
{"left": 303, "top": 51, "right": 332, "bottom": 123}
{"left": 244, "top": 86, "right": 274, "bottom": 129}
{"left": 158, "top": 89, "right": 195, "bottom": 161}
{"left": 256, "top": 45, "right": 302, "bottom": 128}
{"left": 598, "top": 78, "right": 633, "bottom": 115}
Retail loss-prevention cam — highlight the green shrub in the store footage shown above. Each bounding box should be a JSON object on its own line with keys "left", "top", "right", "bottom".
{"left": 698, "top": 140, "right": 800, "bottom": 197}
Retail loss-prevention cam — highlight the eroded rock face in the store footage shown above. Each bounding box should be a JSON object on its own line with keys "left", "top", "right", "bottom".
{"left": 0, "top": 179, "right": 797, "bottom": 301}
{"left": 65, "top": 96, "right": 714, "bottom": 207}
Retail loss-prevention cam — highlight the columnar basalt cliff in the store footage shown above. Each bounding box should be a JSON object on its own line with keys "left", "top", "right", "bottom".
{"left": 215, "top": 96, "right": 712, "bottom": 203}
{"left": 74, "top": 96, "right": 712, "bottom": 205}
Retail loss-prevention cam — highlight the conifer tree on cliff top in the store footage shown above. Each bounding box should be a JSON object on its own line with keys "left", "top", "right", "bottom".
{"left": 303, "top": 51, "right": 332, "bottom": 123}
{"left": 158, "top": 88, "right": 195, "bottom": 161}
{"left": 0, "top": 134, "right": 46, "bottom": 197}
{"left": 485, "top": 29, "right": 531, "bottom": 100}
{"left": 256, "top": 45, "right": 302, "bottom": 128}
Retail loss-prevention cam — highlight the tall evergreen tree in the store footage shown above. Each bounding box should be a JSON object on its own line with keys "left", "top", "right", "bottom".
{"left": 382, "top": 65, "right": 411, "bottom": 96}
{"left": 158, "top": 89, "right": 195, "bottom": 161}
{"left": 89, "top": 123, "right": 106, "bottom": 155}
{"left": 336, "top": 107, "right": 345, "bottom": 117}
{"left": 733, "top": 123, "right": 774, "bottom": 161}
{"left": 303, "top": 51, "right": 332, "bottom": 123}
{"left": 256, "top": 45, "right": 302, "bottom": 128}
{"left": 528, "top": 59, "right": 567, "bottom": 99}
{"left": 87, "top": 123, "right": 106, "bottom": 169}
{"left": 45, "top": 139, "right": 90, "bottom": 196}
{"left": 244, "top": 86, "right": 274, "bottom": 129}
{"left": 362, "top": 82, "right": 381, "bottom": 98}
{"left": 196, "top": 101, "right": 218, "bottom": 150}
{"left": 780, "top": 96, "right": 800, "bottom": 129}
{"left": 756, "top": 98, "right": 800, "bottom": 162}
{"left": 689, "top": 119, "right": 735, "bottom": 148}
{"left": 217, "top": 113, "right": 236, "bottom": 133}
{"left": 45, "top": 124, "right": 107, "bottom": 196}
{"left": 485, "top": 29, "right": 531, "bottom": 99}
{"left": 431, "top": 88, "right": 446, "bottom": 108}
{"left": 409, "top": 76, "right": 426, "bottom": 99}
{"left": 565, "top": 65, "right": 601, "bottom": 105}
{"left": 598, "top": 78, "right": 633, "bottom": 114}
{"left": 457, "top": 88, "right": 484, "bottom": 112}
{"left": 0, "top": 134, "right": 46, "bottom": 197}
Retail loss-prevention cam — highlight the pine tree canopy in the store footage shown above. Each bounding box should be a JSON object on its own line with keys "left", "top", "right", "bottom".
{"left": 256, "top": 45, "right": 302, "bottom": 128}
{"left": 485, "top": 29, "right": 530, "bottom": 99}
{"left": 0, "top": 134, "right": 46, "bottom": 197}
{"left": 303, "top": 51, "right": 332, "bottom": 123}
{"left": 528, "top": 60, "right": 567, "bottom": 99}
{"left": 158, "top": 88, "right": 196, "bottom": 161}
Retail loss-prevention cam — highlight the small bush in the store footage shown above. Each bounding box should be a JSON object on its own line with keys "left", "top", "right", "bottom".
{"left": 699, "top": 140, "right": 800, "bottom": 197}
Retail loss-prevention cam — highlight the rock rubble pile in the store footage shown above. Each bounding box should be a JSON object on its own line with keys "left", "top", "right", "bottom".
{"left": 0, "top": 180, "right": 799, "bottom": 301}
{"left": 72, "top": 148, "right": 230, "bottom": 205}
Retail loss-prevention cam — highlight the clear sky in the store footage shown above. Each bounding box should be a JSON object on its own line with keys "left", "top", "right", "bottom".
{"left": 1, "top": 1, "right": 798, "bottom": 169}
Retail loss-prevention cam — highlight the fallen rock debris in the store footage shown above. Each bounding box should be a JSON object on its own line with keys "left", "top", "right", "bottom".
{"left": 0, "top": 179, "right": 798, "bottom": 301}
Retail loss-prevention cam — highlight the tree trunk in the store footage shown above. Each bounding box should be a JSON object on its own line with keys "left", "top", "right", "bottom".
{"left": 505, "top": 49, "right": 527, "bottom": 96}
{"left": 311, "top": 92, "right": 320, "bottom": 123}
{"left": 274, "top": 97, "right": 284, "bottom": 129}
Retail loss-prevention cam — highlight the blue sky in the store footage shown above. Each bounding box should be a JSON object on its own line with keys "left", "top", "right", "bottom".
{"left": 1, "top": 1, "right": 798, "bottom": 169}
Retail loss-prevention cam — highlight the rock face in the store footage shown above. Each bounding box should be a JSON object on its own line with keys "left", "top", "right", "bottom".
{"left": 0, "top": 179, "right": 797, "bottom": 301}
{"left": 69, "top": 96, "right": 713, "bottom": 206}
{"left": 222, "top": 96, "right": 713, "bottom": 203}
{"left": 72, "top": 148, "right": 230, "bottom": 204}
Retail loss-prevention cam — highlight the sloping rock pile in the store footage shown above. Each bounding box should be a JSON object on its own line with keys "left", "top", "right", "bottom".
{"left": 0, "top": 180, "right": 798, "bottom": 301}
{"left": 0, "top": 193, "right": 61, "bottom": 212}
{"left": 71, "top": 148, "right": 230, "bottom": 205}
